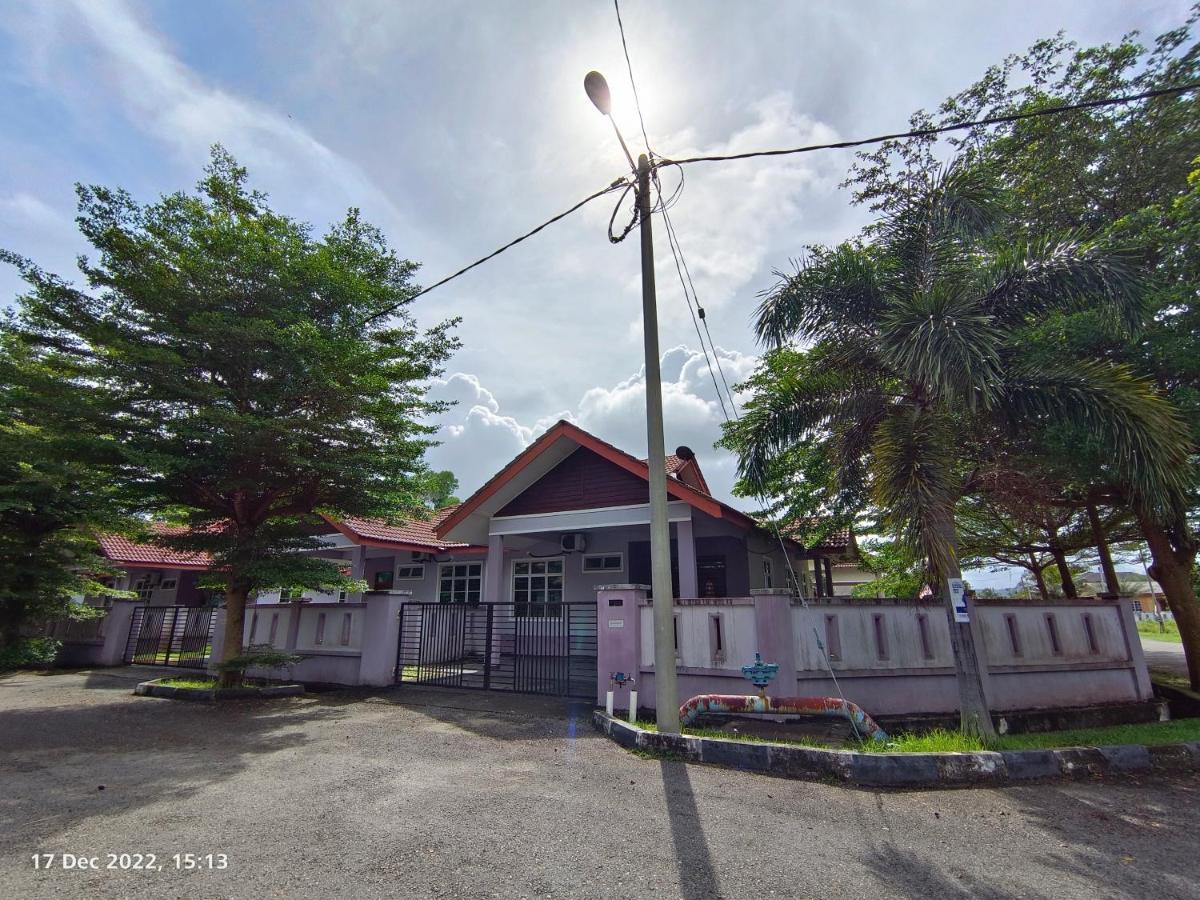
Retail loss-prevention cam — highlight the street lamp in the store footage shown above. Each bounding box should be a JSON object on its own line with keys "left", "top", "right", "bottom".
{"left": 585, "top": 70, "right": 680, "bottom": 733}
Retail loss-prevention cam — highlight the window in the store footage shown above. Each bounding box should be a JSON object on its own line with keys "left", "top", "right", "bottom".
{"left": 582, "top": 553, "right": 623, "bottom": 574}
{"left": 439, "top": 562, "right": 483, "bottom": 605}
{"left": 373, "top": 570, "right": 395, "bottom": 591}
{"left": 512, "top": 559, "right": 562, "bottom": 617}
{"left": 134, "top": 578, "right": 155, "bottom": 603}
{"left": 697, "top": 556, "right": 727, "bottom": 597}
{"left": 395, "top": 564, "right": 425, "bottom": 580}
{"left": 160, "top": 579, "right": 177, "bottom": 591}
{"left": 763, "top": 558, "right": 774, "bottom": 589}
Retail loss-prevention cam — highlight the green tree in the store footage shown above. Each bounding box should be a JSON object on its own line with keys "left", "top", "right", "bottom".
{"left": 0, "top": 332, "right": 118, "bottom": 649}
{"left": 2, "top": 148, "right": 458, "bottom": 686}
{"left": 722, "top": 161, "right": 1191, "bottom": 735}
{"left": 419, "top": 469, "right": 461, "bottom": 509}
{"left": 844, "top": 12, "right": 1200, "bottom": 686}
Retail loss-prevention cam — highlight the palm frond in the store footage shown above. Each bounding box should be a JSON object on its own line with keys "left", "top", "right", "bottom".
{"left": 977, "top": 235, "right": 1143, "bottom": 332}
{"left": 999, "top": 356, "right": 1193, "bottom": 513}
{"left": 754, "top": 244, "right": 888, "bottom": 349}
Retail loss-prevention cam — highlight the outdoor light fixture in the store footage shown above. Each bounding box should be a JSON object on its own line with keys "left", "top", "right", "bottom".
{"left": 584, "top": 70, "right": 635, "bottom": 172}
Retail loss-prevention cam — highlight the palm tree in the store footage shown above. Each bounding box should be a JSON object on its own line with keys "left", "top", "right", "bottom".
{"left": 726, "top": 161, "right": 1192, "bottom": 736}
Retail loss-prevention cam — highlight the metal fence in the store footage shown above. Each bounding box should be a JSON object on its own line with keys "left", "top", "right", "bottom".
{"left": 123, "top": 606, "right": 217, "bottom": 669}
{"left": 396, "top": 602, "right": 597, "bottom": 699}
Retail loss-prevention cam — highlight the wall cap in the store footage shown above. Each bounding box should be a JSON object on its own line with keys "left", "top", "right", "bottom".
{"left": 750, "top": 588, "right": 795, "bottom": 597}
{"left": 597, "top": 584, "right": 651, "bottom": 592}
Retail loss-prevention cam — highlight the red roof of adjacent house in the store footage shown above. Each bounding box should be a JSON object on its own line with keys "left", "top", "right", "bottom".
{"left": 97, "top": 527, "right": 214, "bottom": 570}
{"left": 780, "top": 519, "right": 854, "bottom": 554}
{"left": 324, "top": 507, "right": 484, "bottom": 552}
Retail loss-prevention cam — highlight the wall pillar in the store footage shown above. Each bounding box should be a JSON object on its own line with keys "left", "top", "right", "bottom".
{"left": 95, "top": 598, "right": 140, "bottom": 666}
{"left": 823, "top": 558, "right": 835, "bottom": 597}
{"left": 751, "top": 588, "right": 797, "bottom": 699}
{"left": 206, "top": 606, "right": 228, "bottom": 675}
{"left": 360, "top": 590, "right": 410, "bottom": 686}
{"left": 1112, "top": 594, "right": 1154, "bottom": 700}
{"left": 595, "top": 584, "right": 647, "bottom": 709}
{"left": 675, "top": 517, "right": 698, "bottom": 598}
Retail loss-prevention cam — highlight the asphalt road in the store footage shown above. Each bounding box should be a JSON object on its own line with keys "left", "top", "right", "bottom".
{"left": 1140, "top": 636, "right": 1188, "bottom": 678}
{"left": 1, "top": 667, "right": 1198, "bottom": 899}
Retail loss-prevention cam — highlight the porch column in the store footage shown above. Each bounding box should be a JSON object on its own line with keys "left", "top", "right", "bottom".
{"left": 347, "top": 544, "right": 368, "bottom": 602}
{"left": 484, "top": 533, "right": 504, "bottom": 605}
{"left": 824, "top": 558, "right": 835, "bottom": 597}
{"left": 675, "top": 517, "right": 698, "bottom": 598}
{"left": 812, "top": 558, "right": 824, "bottom": 596}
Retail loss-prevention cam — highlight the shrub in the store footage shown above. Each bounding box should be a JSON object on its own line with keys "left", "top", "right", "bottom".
{"left": 215, "top": 644, "right": 302, "bottom": 684}
{"left": 0, "top": 638, "right": 62, "bottom": 671}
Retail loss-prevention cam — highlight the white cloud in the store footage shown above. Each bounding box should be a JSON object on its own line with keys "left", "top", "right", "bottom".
{"left": 425, "top": 345, "right": 760, "bottom": 506}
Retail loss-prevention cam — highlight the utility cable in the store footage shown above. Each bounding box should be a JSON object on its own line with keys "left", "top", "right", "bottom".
{"left": 614, "top": 0, "right": 652, "bottom": 156}
{"left": 657, "top": 82, "right": 1200, "bottom": 167}
{"left": 360, "top": 177, "right": 630, "bottom": 325}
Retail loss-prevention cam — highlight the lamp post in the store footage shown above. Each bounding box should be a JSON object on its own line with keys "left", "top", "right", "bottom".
{"left": 585, "top": 70, "right": 680, "bottom": 733}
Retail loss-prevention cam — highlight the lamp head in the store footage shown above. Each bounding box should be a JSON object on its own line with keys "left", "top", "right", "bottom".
{"left": 584, "top": 70, "right": 612, "bottom": 116}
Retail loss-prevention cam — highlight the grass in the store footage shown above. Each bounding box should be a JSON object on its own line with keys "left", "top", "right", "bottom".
{"left": 1152, "top": 669, "right": 1197, "bottom": 691}
{"left": 1138, "top": 619, "right": 1182, "bottom": 643}
{"left": 623, "top": 717, "right": 1200, "bottom": 753}
{"left": 157, "top": 677, "right": 217, "bottom": 690}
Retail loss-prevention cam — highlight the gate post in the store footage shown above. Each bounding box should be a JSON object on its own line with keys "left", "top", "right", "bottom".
{"left": 360, "top": 591, "right": 410, "bottom": 686}
{"left": 206, "top": 606, "right": 228, "bottom": 675}
{"left": 97, "top": 598, "right": 141, "bottom": 666}
{"left": 596, "top": 584, "right": 647, "bottom": 710}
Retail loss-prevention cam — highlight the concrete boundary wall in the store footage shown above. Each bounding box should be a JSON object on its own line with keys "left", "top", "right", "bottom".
{"left": 601, "top": 586, "right": 1153, "bottom": 717}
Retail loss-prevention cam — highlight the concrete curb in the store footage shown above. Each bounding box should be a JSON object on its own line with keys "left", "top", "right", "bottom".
{"left": 133, "top": 678, "right": 304, "bottom": 702}
{"left": 592, "top": 711, "right": 1200, "bottom": 788}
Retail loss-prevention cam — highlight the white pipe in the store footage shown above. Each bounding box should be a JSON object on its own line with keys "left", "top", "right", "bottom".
{"left": 628, "top": 690, "right": 638, "bottom": 724}
{"left": 606, "top": 690, "right": 614, "bottom": 717}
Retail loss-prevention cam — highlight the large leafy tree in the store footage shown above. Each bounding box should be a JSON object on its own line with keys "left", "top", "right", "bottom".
{"left": 2, "top": 148, "right": 457, "bottom": 685}
{"left": 844, "top": 11, "right": 1200, "bottom": 687}
{"left": 0, "top": 332, "right": 119, "bottom": 649}
{"left": 722, "top": 161, "right": 1191, "bottom": 734}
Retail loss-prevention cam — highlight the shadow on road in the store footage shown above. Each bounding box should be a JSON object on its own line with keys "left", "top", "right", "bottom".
{"left": 659, "top": 759, "right": 721, "bottom": 900}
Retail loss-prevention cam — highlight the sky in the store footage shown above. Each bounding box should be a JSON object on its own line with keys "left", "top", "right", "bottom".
{"left": 0, "top": 0, "right": 1189, "bottom": 589}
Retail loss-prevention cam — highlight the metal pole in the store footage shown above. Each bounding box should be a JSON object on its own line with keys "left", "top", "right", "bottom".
{"left": 637, "top": 153, "right": 680, "bottom": 733}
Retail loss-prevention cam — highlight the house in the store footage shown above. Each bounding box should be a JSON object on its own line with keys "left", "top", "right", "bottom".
{"left": 1077, "top": 570, "right": 1165, "bottom": 613}
{"left": 91, "top": 529, "right": 216, "bottom": 607}
{"left": 295, "top": 420, "right": 859, "bottom": 609}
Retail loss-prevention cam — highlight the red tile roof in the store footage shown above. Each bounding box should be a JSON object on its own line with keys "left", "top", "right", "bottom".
{"left": 97, "top": 527, "right": 214, "bottom": 570}
{"left": 780, "top": 519, "right": 854, "bottom": 554}
{"left": 328, "top": 507, "right": 481, "bottom": 552}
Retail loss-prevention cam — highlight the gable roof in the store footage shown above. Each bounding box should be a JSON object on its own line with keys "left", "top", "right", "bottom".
{"left": 437, "top": 420, "right": 758, "bottom": 539}
{"left": 97, "top": 526, "right": 214, "bottom": 571}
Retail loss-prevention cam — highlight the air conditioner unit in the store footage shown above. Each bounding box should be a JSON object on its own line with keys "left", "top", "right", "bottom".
{"left": 560, "top": 533, "right": 587, "bottom": 553}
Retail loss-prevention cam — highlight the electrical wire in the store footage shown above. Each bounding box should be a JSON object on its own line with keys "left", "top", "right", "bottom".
{"left": 614, "top": 0, "right": 652, "bottom": 156}
{"left": 657, "top": 82, "right": 1200, "bottom": 168}
{"left": 360, "top": 176, "right": 630, "bottom": 325}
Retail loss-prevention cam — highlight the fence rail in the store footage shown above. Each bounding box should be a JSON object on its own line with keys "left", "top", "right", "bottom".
{"left": 123, "top": 606, "right": 217, "bottom": 669}
{"left": 396, "top": 602, "right": 597, "bottom": 699}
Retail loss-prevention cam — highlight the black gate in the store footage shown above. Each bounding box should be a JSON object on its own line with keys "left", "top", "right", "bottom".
{"left": 396, "top": 602, "right": 597, "bottom": 699}
{"left": 124, "top": 606, "right": 217, "bottom": 668}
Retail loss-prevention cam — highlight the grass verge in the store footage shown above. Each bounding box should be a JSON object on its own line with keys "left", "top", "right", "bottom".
{"left": 1138, "top": 619, "right": 1182, "bottom": 643}
{"left": 625, "top": 718, "right": 1200, "bottom": 753}
{"left": 157, "top": 677, "right": 217, "bottom": 690}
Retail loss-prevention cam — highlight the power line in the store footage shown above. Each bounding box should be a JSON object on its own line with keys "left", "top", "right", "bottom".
{"left": 360, "top": 177, "right": 630, "bottom": 325}
{"left": 613, "top": 0, "right": 652, "bottom": 156}
{"left": 658, "top": 82, "right": 1200, "bottom": 167}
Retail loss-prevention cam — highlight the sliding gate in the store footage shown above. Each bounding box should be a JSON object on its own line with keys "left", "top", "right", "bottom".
{"left": 123, "top": 606, "right": 217, "bottom": 668}
{"left": 396, "top": 602, "right": 597, "bottom": 699}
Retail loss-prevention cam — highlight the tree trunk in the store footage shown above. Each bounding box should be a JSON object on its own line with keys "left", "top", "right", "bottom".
{"left": 1046, "top": 525, "right": 1077, "bottom": 598}
{"left": 1029, "top": 557, "right": 1050, "bottom": 602}
{"left": 1086, "top": 502, "right": 1120, "bottom": 595}
{"left": 217, "top": 580, "right": 249, "bottom": 689}
{"left": 1137, "top": 511, "right": 1200, "bottom": 691}
{"left": 932, "top": 506, "right": 996, "bottom": 739}
{"left": 0, "top": 600, "right": 24, "bottom": 650}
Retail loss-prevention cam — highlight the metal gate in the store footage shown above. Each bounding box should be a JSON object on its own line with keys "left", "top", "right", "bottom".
{"left": 123, "top": 606, "right": 217, "bottom": 668}
{"left": 396, "top": 602, "right": 597, "bottom": 699}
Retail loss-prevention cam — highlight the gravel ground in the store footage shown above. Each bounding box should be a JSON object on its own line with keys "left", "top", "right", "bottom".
{"left": 2, "top": 667, "right": 1199, "bottom": 899}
